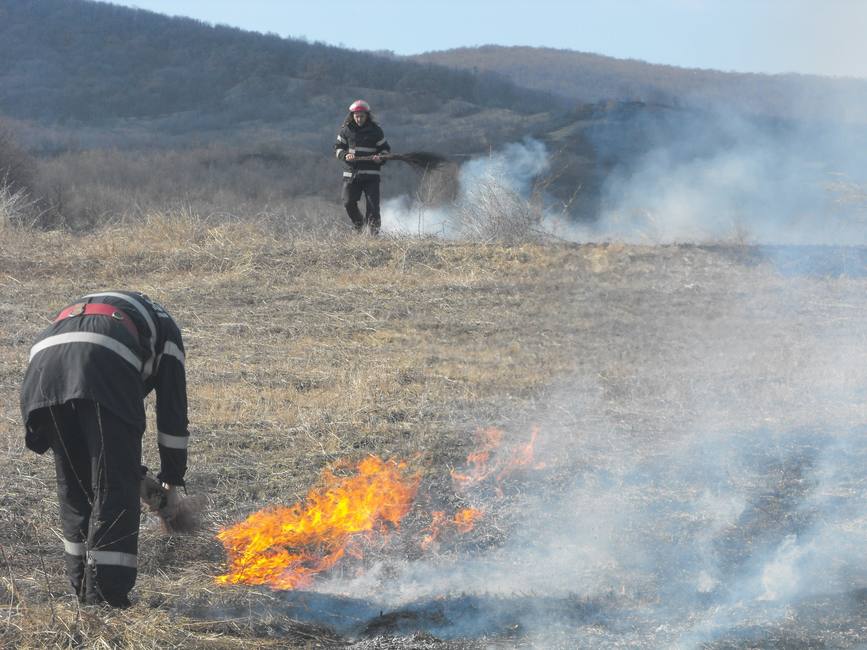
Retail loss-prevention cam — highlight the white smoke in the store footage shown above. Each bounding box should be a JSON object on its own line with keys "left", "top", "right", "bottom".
{"left": 589, "top": 136, "right": 866, "bottom": 245}
{"left": 380, "top": 193, "right": 453, "bottom": 237}
{"left": 568, "top": 104, "right": 867, "bottom": 245}
{"left": 460, "top": 138, "right": 550, "bottom": 195}
{"left": 381, "top": 139, "right": 550, "bottom": 238}
{"left": 307, "top": 421, "right": 866, "bottom": 646}
{"left": 384, "top": 104, "right": 867, "bottom": 246}
{"left": 304, "top": 320, "right": 867, "bottom": 646}
{"left": 757, "top": 535, "right": 808, "bottom": 602}
{"left": 279, "top": 103, "right": 867, "bottom": 647}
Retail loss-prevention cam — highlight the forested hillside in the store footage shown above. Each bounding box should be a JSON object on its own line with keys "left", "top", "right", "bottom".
{"left": 1, "top": 0, "right": 864, "bottom": 231}
{"left": 2, "top": 1, "right": 547, "bottom": 121}
{"left": 412, "top": 46, "right": 867, "bottom": 124}
{"left": 0, "top": 0, "right": 559, "bottom": 136}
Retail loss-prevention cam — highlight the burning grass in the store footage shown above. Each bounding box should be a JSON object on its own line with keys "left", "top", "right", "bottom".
{"left": 2, "top": 217, "right": 867, "bottom": 647}
{"left": 216, "top": 457, "right": 420, "bottom": 590}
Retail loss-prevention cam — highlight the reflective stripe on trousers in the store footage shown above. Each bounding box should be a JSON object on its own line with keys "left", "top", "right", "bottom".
{"left": 40, "top": 400, "right": 142, "bottom": 600}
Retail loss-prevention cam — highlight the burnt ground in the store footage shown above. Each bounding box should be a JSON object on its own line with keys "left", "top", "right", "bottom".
{"left": 1, "top": 222, "right": 866, "bottom": 648}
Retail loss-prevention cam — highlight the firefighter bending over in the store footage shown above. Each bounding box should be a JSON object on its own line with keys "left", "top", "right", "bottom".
{"left": 21, "top": 291, "right": 189, "bottom": 608}
{"left": 334, "top": 99, "right": 391, "bottom": 234}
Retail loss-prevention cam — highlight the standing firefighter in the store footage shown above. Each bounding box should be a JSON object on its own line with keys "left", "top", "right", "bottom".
{"left": 335, "top": 99, "right": 391, "bottom": 234}
{"left": 21, "top": 291, "right": 189, "bottom": 608}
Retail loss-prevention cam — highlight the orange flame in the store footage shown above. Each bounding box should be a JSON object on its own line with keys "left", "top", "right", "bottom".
{"left": 451, "top": 426, "right": 545, "bottom": 493}
{"left": 420, "top": 507, "right": 484, "bottom": 550}
{"left": 420, "top": 510, "right": 448, "bottom": 551}
{"left": 453, "top": 507, "right": 483, "bottom": 533}
{"left": 496, "top": 426, "right": 545, "bottom": 483}
{"left": 449, "top": 427, "right": 503, "bottom": 488}
{"left": 215, "top": 427, "right": 543, "bottom": 590}
{"left": 215, "top": 456, "right": 419, "bottom": 590}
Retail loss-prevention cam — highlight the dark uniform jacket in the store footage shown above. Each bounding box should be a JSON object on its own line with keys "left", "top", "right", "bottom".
{"left": 20, "top": 291, "right": 189, "bottom": 485}
{"left": 334, "top": 119, "right": 391, "bottom": 181}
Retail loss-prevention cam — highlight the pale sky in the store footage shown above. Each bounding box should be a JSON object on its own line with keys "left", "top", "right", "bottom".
{"left": 107, "top": 0, "right": 867, "bottom": 79}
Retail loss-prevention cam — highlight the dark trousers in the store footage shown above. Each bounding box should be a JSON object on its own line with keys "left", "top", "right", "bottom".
{"left": 342, "top": 177, "right": 381, "bottom": 233}
{"left": 30, "top": 400, "right": 142, "bottom": 605}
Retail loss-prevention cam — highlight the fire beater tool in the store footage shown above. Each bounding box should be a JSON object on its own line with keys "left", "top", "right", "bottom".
{"left": 351, "top": 151, "right": 449, "bottom": 171}
{"left": 139, "top": 467, "right": 201, "bottom": 534}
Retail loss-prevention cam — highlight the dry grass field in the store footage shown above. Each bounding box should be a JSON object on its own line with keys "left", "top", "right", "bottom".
{"left": 1, "top": 216, "right": 866, "bottom": 648}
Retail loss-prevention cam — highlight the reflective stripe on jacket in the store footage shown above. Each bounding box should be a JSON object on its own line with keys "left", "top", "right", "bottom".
{"left": 334, "top": 120, "right": 390, "bottom": 179}
{"left": 21, "top": 291, "right": 190, "bottom": 484}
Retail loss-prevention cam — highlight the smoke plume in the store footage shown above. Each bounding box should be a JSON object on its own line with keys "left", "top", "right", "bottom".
{"left": 298, "top": 255, "right": 867, "bottom": 646}
{"left": 583, "top": 111, "right": 867, "bottom": 245}
{"left": 385, "top": 97, "right": 867, "bottom": 246}
{"left": 381, "top": 139, "right": 549, "bottom": 238}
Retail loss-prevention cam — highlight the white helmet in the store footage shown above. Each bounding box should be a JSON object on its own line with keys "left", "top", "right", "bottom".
{"left": 349, "top": 99, "right": 371, "bottom": 113}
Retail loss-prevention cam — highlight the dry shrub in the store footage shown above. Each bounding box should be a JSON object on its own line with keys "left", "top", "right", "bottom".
{"left": 0, "top": 182, "right": 38, "bottom": 228}
{"left": 415, "top": 163, "right": 460, "bottom": 208}
{"left": 452, "top": 176, "right": 545, "bottom": 243}
{"left": 31, "top": 146, "right": 350, "bottom": 233}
